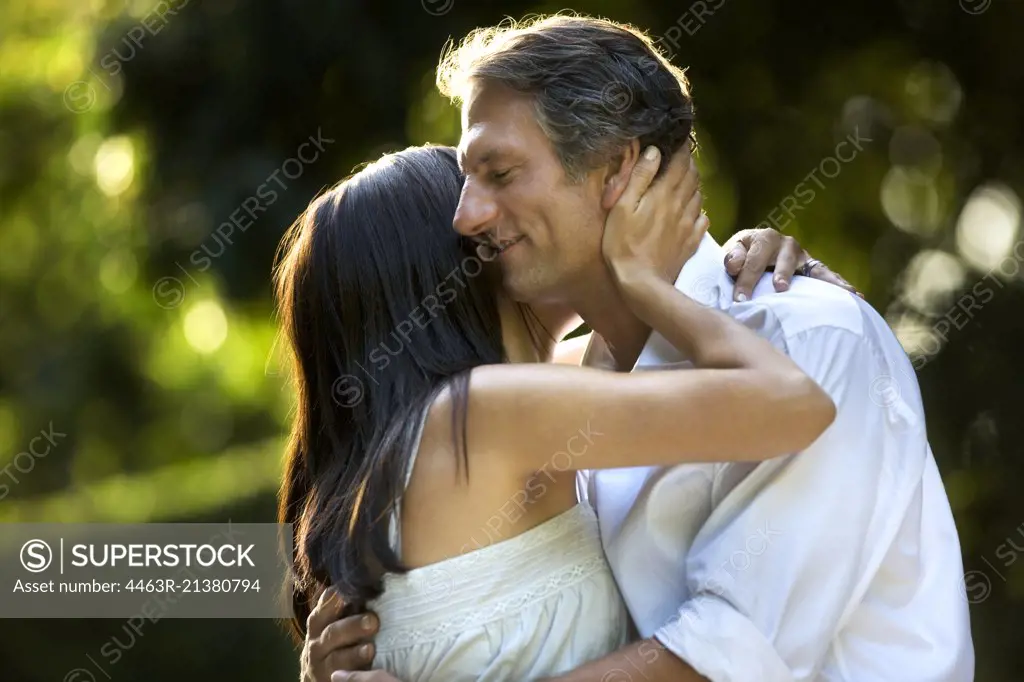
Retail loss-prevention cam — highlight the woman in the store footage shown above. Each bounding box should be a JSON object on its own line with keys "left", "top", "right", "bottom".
{"left": 276, "top": 144, "right": 837, "bottom": 681}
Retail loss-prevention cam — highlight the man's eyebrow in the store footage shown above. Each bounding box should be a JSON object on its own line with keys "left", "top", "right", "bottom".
{"left": 458, "top": 147, "right": 506, "bottom": 172}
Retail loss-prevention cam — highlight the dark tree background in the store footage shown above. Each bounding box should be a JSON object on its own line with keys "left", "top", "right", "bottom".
{"left": 1, "top": 0, "right": 1021, "bottom": 678}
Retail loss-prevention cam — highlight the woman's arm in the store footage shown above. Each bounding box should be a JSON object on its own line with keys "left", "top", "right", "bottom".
{"left": 458, "top": 293, "right": 833, "bottom": 474}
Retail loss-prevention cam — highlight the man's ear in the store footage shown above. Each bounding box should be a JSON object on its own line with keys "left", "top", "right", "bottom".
{"left": 600, "top": 140, "right": 642, "bottom": 211}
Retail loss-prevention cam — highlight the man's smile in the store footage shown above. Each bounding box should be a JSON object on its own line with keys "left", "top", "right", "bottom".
{"left": 474, "top": 234, "right": 525, "bottom": 259}
{"left": 495, "top": 235, "right": 525, "bottom": 254}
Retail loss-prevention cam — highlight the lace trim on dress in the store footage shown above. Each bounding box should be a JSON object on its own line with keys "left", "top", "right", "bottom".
{"left": 371, "top": 504, "right": 610, "bottom": 651}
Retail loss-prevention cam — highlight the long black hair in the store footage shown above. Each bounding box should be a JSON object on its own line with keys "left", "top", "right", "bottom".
{"left": 274, "top": 145, "right": 513, "bottom": 640}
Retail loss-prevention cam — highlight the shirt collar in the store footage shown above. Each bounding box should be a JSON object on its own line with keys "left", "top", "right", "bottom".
{"left": 675, "top": 233, "right": 731, "bottom": 304}
{"left": 632, "top": 233, "right": 733, "bottom": 370}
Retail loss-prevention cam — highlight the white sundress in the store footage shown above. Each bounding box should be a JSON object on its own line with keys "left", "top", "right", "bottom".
{"left": 368, "top": 412, "right": 631, "bottom": 681}
{"left": 370, "top": 504, "right": 630, "bottom": 681}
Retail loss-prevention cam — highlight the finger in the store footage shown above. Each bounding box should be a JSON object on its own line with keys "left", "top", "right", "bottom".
{"left": 620, "top": 146, "right": 661, "bottom": 210}
{"left": 675, "top": 153, "right": 700, "bottom": 204}
{"left": 733, "top": 231, "right": 778, "bottom": 301}
{"left": 809, "top": 264, "right": 861, "bottom": 296}
{"left": 691, "top": 213, "right": 711, "bottom": 249}
{"left": 316, "top": 584, "right": 338, "bottom": 608}
{"left": 332, "top": 672, "right": 397, "bottom": 682}
{"left": 771, "top": 237, "right": 803, "bottom": 292}
{"left": 682, "top": 189, "right": 703, "bottom": 224}
{"left": 695, "top": 213, "right": 711, "bottom": 237}
{"left": 722, "top": 227, "right": 754, "bottom": 252}
{"left": 733, "top": 262, "right": 761, "bottom": 303}
{"left": 307, "top": 587, "right": 345, "bottom": 640}
{"left": 723, "top": 228, "right": 758, "bottom": 276}
{"left": 743, "top": 227, "right": 782, "bottom": 263}
{"left": 308, "top": 586, "right": 345, "bottom": 638}
{"left": 724, "top": 242, "right": 747, "bottom": 277}
{"left": 663, "top": 141, "right": 692, "bottom": 191}
{"left": 321, "top": 613, "right": 378, "bottom": 652}
{"left": 734, "top": 232, "right": 776, "bottom": 302}
{"left": 311, "top": 614, "right": 377, "bottom": 666}
{"left": 324, "top": 640, "right": 376, "bottom": 672}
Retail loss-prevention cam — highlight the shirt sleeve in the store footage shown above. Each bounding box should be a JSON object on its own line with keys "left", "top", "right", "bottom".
{"left": 652, "top": 325, "right": 931, "bottom": 681}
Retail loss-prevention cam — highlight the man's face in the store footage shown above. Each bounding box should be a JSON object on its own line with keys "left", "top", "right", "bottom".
{"left": 453, "top": 82, "right": 606, "bottom": 304}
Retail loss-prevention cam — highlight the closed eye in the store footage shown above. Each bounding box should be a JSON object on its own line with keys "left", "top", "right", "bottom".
{"left": 490, "top": 168, "right": 513, "bottom": 184}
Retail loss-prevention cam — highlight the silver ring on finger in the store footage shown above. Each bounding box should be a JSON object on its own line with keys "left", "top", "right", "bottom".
{"left": 799, "top": 258, "right": 824, "bottom": 277}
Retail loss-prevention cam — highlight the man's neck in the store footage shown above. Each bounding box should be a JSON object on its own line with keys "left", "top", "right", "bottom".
{"left": 563, "top": 235, "right": 727, "bottom": 370}
{"left": 499, "top": 298, "right": 583, "bottom": 363}
{"left": 564, "top": 267, "right": 653, "bottom": 371}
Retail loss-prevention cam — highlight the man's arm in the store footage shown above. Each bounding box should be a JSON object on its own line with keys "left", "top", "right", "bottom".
{"left": 541, "top": 638, "right": 709, "bottom": 682}
{"left": 551, "top": 319, "right": 929, "bottom": 682}
{"left": 649, "top": 320, "right": 930, "bottom": 681}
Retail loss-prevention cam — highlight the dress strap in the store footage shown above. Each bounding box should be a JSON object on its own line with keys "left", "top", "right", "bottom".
{"left": 388, "top": 404, "right": 431, "bottom": 558}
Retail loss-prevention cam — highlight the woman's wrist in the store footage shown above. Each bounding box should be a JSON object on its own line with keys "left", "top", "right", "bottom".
{"left": 610, "top": 260, "right": 668, "bottom": 300}
{"left": 612, "top": 266, "right": 677, "bottom": 324}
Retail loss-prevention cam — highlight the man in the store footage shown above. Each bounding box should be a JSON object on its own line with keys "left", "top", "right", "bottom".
{"left": 307, "top": 15, "right": 973, "bottom": 681}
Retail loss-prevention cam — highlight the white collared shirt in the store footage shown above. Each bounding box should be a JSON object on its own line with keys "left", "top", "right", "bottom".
{"left": 581, "top": 235, "right": 975, "bottom": 681}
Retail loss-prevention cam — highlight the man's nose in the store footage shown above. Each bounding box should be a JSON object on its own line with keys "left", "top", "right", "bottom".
{"left": 453, "top": 180, "right": 499, "bottom": 238}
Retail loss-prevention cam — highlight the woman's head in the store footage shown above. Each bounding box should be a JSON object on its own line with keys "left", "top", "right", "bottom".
{"left": 274, "top": 145, "right": 506, "bottom": 638}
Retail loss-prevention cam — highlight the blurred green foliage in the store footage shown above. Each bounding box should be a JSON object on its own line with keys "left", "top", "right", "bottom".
{"left": 1, "top": 0, "right": 1022, "bottom": 678}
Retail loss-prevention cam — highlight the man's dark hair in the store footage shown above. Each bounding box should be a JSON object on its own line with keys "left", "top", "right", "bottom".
{"left": 437, "top": 14, "right": 696, "bottom": 180}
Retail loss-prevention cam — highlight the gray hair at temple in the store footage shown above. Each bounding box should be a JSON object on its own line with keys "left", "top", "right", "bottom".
{"left": 436, "top": 14, "right": 696, "bottom": 182}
